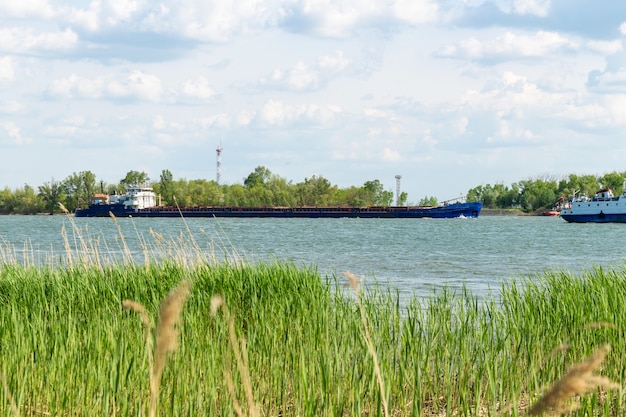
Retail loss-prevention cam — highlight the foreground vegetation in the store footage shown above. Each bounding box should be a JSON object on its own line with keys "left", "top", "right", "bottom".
{"left": 0, "top": 226, "right": 625, "bottom": 415}
{"left": 3, "top": 166, "right": 626, "bottom": 215}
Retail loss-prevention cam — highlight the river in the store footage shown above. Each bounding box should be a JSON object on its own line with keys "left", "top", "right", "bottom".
{"left": 1, "top": 215, "right": 624, "bottom": 300}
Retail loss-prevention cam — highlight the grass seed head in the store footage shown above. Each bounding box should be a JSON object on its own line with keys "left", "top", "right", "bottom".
{"left": 122, "top": 300, "right": 152, "bottom": 330}
{"left": 343, "top": 271, "right": 360, "bottom": 292}
{"left": 58, "top": 202, "right": 69, "bottom": 214}
{"left": 154, "top": 280, "right": 191, "bottom": 364}
{"left": 210, "top": 295, "right": 224, "bottom": 316}
{"left": 529, "top": 344, "right": 620, "bottom": 415}
{"left": 149, "top": 280, "right": 192, "bottom": 417}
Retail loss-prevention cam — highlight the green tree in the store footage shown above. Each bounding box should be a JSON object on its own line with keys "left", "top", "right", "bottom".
{"left": 296, "top": 175, "right": 335, "bottom": 206}
{"left": 38, "top": 179, "right": 65, "bottom": 214}
{"left": 244, "top": 166, "right": 271, "bottom": 189}
{"left": 266, "top": 174, "right": 295, "bottom": 206}
{"left": 158, "top": 169, "right": 174, "bottom": 205}
{"left": 12, "top": 185, "right": 40, "bottom": 214}
{"left": 418, "top": 196, "right": 438, "bottom": 206}
{"left": 120, "top": 170, "right": 150, "bottom": 188}
{"left": 599, "top": 172, "right": 624, "bottom": 194}
{"left": 223, "top": 184, "right": 247, "bottom": 206}
{"left": 398, "top": 191, "right": 408, "bottom": 206}
{"left": 360, "top": 179, "right": 393, "bottom": 206}
{"left": 61, "top": 171, "right": 97, "bottom": 210}
{"left": 565, "top": 174, "right": 599, "bottom": 199}
{"left": 517, "top": 179, "right": 557, "bottom": 212}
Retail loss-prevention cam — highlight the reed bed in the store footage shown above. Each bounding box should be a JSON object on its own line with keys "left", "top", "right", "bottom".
{"left": 0, "top": 220, "right": 625, "bottom": 416}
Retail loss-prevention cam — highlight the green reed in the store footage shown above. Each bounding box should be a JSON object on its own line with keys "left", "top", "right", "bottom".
{"left": 0, "top": 223, "right": 625, "bottom": 416}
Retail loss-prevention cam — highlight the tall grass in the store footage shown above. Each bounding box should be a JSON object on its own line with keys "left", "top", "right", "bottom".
{"left": 0, "top": 219, "right": 625, "bottom": 415}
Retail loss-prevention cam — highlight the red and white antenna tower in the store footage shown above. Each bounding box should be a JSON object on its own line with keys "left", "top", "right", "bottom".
{"left": 216, "top": 145, "right": 223, "bottom": 184}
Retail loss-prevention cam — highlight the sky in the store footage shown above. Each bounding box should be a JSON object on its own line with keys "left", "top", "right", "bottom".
{"left": 1, "top": 0, "right": 626, "bottom": 202}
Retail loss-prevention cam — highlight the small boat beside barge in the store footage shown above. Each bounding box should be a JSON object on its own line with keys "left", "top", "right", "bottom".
{"left": 74, "top": 184, "right": 482, "bottom": 219}
{"left": 561, "top": 180, "right": 626, "bottom": 223}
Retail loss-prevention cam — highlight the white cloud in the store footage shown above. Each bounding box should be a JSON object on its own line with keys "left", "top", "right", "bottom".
{"left": 605, "top": 95, "right": 626, "bottom": 123}
{"left": 108, "top": 71, "right": 163, "bottom": 101}
{"left": 63, "top": 3, "right": 100, "bottom": 32}
{"left": 382, "top": 147, "right": 402, "bottom": 161}
{"left": 198, "top": 113, "right": 230, "bottom": 128}
{"left": 620, "top": 22, "right": 626, "bottom": 36}
{"left": 286, "top": 61, "right": 319, "bottom": 90}
{"left": 1, "top": 101, "right": 24, "bottom": 114}
{"left": 106, "top": 0, "right": 143, "bottom": 25}
{"left": 585, "top": 39, "right": 623, "bottom": 55}
{"left": 258, "top": 99, "right": 341, "bottom": 126}
{"left": 181, "top": 76, "right": 215, "bottom": 101}
{"left": 260, "top": 99, "right": 290, "bottom": 125}
{"left": 391, "top": 0, "right": 439, "bottom": 24}
{"left": 260, "top": 51, "right": 350, "bottom": 91}
{"left": 437, "top": 31, "right": 576, "bottom": 61}
{"left": 51, "top": 0, "right": 440, "bottom": 43}
{"left": 236, "top": 109, "right": 255, "bottom": 126}
{"left": 363, "top": 107, "right": 395, "bottom": 120}
{"left": 262, "top": 60, "right": 321, "bottom": 91}
{"left": 300, "top": 0, "right": 372, "bottom": 37}
{"left": 153, "top": 115, "right": 166, "bottom": 129}
{"left": 0, "top": 27, "right": 77, "bottom": 54}
{"left": 512, "top": 0, "right": 550, "bottom": 17}
{"left": 318, "top": 51, "right": 350, "bottom": 72}
{"left": 587, "top": 67, "right": 626, "bottom": 94}
{"left": 49, "top": 71, "right": 164, "bottom": 102}
{"left": 0, "top": 56, "right": 15, "bottom": 81}
{"left": 48, "top": 74, "right": 106, "bottom": 99}
{"left": 0, "top": 0, "right": 56, "bottom": 19}
{"left": 1, "top": 121, "right": 29, "bottom": 145}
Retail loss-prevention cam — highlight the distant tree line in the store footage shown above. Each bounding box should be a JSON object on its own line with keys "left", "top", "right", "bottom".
{"left": 0, "top": 166, "right": 409, "bottom": 215}
{"left": 467, "top": 172, "right": 626, "bottom": 213}
{"left": 2, "top": 167, "right": 624, "bottom": 215}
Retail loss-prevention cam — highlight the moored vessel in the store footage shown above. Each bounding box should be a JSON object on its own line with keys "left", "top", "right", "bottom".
{"left": 74, "top": 184, "right": 482, "bottom": 219}
{"left": 561, "top": 180, "right": 626, "bottom": 223}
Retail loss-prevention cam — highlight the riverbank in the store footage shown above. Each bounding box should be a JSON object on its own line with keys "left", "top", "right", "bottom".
{"left": 480, "top": 208, "right": 526, "bottom": 216}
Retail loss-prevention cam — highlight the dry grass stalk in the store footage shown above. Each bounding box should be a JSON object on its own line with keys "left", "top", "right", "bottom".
{"left": 122, "top": 300, "right": 154, "bottom": 369}
{"left": 150, "top": 228, "right": 165, "bottom": 244}
{"left": 224, "top": 350, "right": 245, "bottom": 417}
{"left": 582, "top": 322, "right": 618, "bottom": 330}
{"left": 108, "top": 211, "right": 135, "bottom": 265}
{"left": 211, "top": 295, "right": 260, "bottom": 417}
{"left": 58, "top": 202, "right": 69, "bottom": 215}
{"left": 123, "top": 280, "right": 191, "bottom": 417}
{"left": 528, "top": 344, "right": 620, "bottom": 415}
{"left": 150, "top": 280, "right": 191, "bottom": 417}
{"left": 1, "top": 372, "right": 20, "bottom": 417}
{"left": 343, "top": 271, "right": 390, "bottom": 417}
{"left": 60, "top": 224, "right": 73, "bottom": 267}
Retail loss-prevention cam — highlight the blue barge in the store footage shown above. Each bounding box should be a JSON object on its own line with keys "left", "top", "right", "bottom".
{"left": 75, "top": 185, "right": 482, "bottom": 219}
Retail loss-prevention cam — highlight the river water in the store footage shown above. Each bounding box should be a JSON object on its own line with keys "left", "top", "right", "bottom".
{"left": 1, "top": 215, "right": 625, "bottom": 300}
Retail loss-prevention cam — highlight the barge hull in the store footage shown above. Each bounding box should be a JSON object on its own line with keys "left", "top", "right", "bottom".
{"left": 75, "top": 202, "right": 482, "bottom": 219}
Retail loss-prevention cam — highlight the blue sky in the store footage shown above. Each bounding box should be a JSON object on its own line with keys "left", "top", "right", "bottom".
{"left": 1, "top": 0, "right": 625, "bottom": 202}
